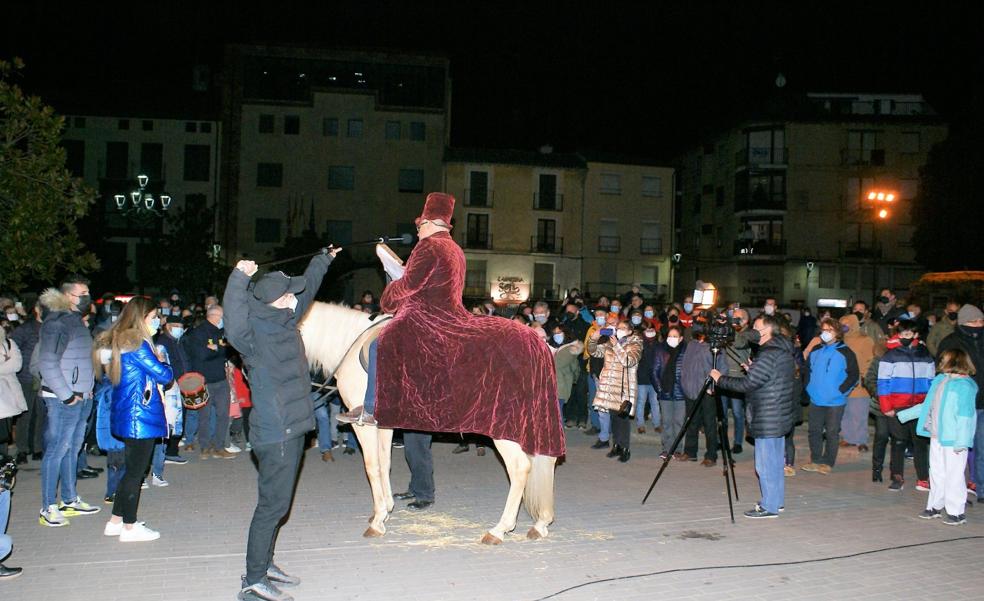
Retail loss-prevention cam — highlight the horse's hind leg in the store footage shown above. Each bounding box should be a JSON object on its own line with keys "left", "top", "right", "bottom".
{"left": 482, "top": 439, "right": 531, "bottom": 545}
{"left": 377, "top": 427, "right": 395, "bottom": 514}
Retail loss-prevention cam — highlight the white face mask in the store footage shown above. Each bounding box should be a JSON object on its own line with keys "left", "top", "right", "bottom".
{"left": 5, "top": 313, "right": 18, "bottom": 321}
{"left": 616, "top": 329, "right": 629, "bottom": 340}
{"left": 820, "top": 331, "right": 835, "bottom": 343}
{"left": 644, "top": 330, "right": 657, "bottom": 338}
{"left": 666, "top": 336, "right": 681, "bottom": 348}
{"left": 764, "top": 305, "right": 776, "bottom": 316}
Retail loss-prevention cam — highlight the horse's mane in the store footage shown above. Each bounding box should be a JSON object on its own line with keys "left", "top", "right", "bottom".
{"left": 300, "top": 302, "right": 376, "bottom": 375}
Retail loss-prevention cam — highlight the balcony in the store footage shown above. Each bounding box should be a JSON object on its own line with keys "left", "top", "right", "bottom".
{"left": 461, "top": 233, "right": 493, "bottom": 250}
{"left": 839, "top": 241, "right": 883, "bottom": 259}
{"left": 532, "top": 192, "right": 564, "bottom": 211}
{"left": 841, "top": 148, "right": 886, "bottom": 166}
{"left": 734, "top": 191, "right": 786, "bottom": 213}
{"left": 735, "top": 147, "right": 788, "bottom": 168}
{"left": 530, "top": 236, "right": 563, "bottom": 254}
{"left": 733, "top": 239, "right": 788, "bottom": 257}
{"left": 598, "top": 235, "right": 621, "bottom": 253}
{"left": 640, "top": 238, "right": 663, "bottom": 255}
{"left": 464, "top": 187, "right": 494, "bottom": 207}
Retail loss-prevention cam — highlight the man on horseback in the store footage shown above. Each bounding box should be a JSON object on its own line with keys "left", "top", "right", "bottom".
{"left": 224, "top": 247, "right": 339, "bottom": 601}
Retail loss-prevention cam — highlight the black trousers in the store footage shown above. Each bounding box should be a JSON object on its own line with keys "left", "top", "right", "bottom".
{"left": 14, "top": 381, "right": 41, "bottom": 455}
{"left": 565, "top": 369, "right": 588, "bottom": 425}
{"left": 403, "top": 431, "right": 434, "bottom": 502}
{"left": 611, "top": 413, "right": 631, "bottom": 449}
{"left": 785, "top": 425, "right": 796, "bottom": 466}
{"left": 888, "top": 416, "right": 929, "bottom": 481}
{"left": 872, "top": 412, "right": 891, "bottom": 472}
{"left": 112, "top": 437, "right": 156, "bottom": 524}
{"left": 684, "top": 395, "right": 719, "bottom": 461}
{"left": 808, "top": 404, "right": 845, "bottom": 467}
{"left": 246, "top": 436, "right": 305, "bottom": 585}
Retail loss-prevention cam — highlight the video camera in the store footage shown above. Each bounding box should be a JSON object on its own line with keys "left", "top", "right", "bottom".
{"left": 0, "top": 456, "right": 16, "bottom": 492}
{"left": 690, "top": 281, "right": 739, "bottom": 352}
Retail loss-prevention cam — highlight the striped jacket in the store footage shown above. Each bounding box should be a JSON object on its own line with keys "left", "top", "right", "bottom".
{"left": 877, "top": 343, "right": 936, "bottom": 413}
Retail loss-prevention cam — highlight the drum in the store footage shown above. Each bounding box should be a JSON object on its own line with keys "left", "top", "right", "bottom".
{"left": 177, "top": 372, "right": 209, "bottom": 410}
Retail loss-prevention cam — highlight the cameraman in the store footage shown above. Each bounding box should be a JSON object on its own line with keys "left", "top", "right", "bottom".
{"left": 711, "top": 314, "right": 798, "bottom": 519}
{"left": 1, "top": 460, "right": 21, "bottom": 579}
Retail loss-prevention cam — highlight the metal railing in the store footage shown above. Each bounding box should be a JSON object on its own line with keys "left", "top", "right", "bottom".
{"left": 464, "top": 187, "right": 494, "bottom": 207}
{"left": 530, "top": 235, "right": 563, "bottom": 253}
{"left": 532, "top": 192, "right": 564, "bottom": 211}
{"left": 733, "top": 239, "right": 787, "bottom": 256}
{"left": 735, "top": 147, "right": 788, "bottom": 167}
{"left": 640, "top": 238, "right": 663, "bottom": 255}
{"left": 461, "top": 233, "right": 493, "bottom": 250}
{"left": 734, "top": 191, "right": 787, "bottom": 212}
{"left": 839, "top": 241, "right": 883, "bottom": 259}
{"left": 598, "top": 235, "right": 621, "bottom": 253}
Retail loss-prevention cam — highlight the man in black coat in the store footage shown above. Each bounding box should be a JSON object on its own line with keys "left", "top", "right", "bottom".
{"left": 711, "top": 314, "right": 797, "bottom": 519}
{"left": 224, "top": 249, "right": 336, "bottom": 601}
{"left": 184, "top": 304, "right": 232, "bottom": 458}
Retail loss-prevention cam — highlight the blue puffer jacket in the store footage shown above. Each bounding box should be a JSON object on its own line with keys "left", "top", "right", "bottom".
{"left": 805, "top": 341, "right": 859, "bottom": 407}
{"left": 110, "top": 336, "right": 173, "bottom": 440}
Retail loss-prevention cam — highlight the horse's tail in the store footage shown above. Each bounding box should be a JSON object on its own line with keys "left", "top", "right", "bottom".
{"left": 523, "top": 454, "right": 557, "bottom": 527}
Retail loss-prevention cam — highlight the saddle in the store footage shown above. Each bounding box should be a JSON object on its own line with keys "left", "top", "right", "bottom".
{"left": 356, "top": 313, "right": 391, "bottom": 373}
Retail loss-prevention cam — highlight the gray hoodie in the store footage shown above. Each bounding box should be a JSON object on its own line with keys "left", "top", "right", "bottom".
{"left": 38, "top": 288, "right": 94, "bottom": 400}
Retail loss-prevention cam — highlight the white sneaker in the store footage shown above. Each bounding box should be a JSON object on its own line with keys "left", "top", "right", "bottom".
{"left": 152, "top": 474, "right": 169, "bottom": 487}
{"left": 119, "top": 522, "right": 160, "bottom": 542}
{"left": 177, "top": 439, "right": 186, "bottom": 448}
{"left": 225, "top": 444, "right": 242, "bottom": 454}
{"left": 245, "top": 442, "right": 252, "bottom": 451}
{"left": 141, "top": 480, "right": 149, "bottom": 490}
{"left": 39, "top": 504, "right": 69, "bottom": 527}
{"left": 104, "top": 520, "right": 144, "bottom": 536}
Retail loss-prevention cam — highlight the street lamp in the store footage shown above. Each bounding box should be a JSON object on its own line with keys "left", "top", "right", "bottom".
{"left": 805, "top": 261, "right": 815, "bottom": 310}
{"left": 863, "top": 188, "right": 897, "bottom": 300}
{"left": 114, "top": 174, "right": 171, "bottom": 216}
{"left": 669, "top": 252, "right": 682, "bottom": 302}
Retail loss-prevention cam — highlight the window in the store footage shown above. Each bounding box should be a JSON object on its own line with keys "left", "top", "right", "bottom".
{"left": 255, "top": 218, "right": 281, "bottom": 244}
{"left": 74, "top": 117, "right": 86, "bottom": 128}
{"left": 347, "top": 119, "right": 363, "bottom": 138}
{"left": 105, "top": 141, "right": 128, "bottom": 179}
{"left": 185, "top": 122, "right": 197, "bottom": 133}
{"left": 322, "top": 117, "right": 338, "bottom": 136}
{"left": 118, "top": 119, "right": 130, "bottom": 130}
{"left": 468, "top": 171, "right": 490, "bottom": 206}
{"left": 142, "top": 120, "right": 154, "bottom": 131}
{"left": 62, "top": 140, "right": 84, "bottom": 177}
{"left": 600, "top": 173, "right": 622, "bottom": 195}
{"left": 846, "top": 176, "right": 875, "bottom": 210}
{"left": 900, "top": 179, "right": 918, "bottom": 200}
{"left": 466, "top": 214, "right": 490, "bottom": 248}
{"left": 745, "top": 129, "right": 785, "bottom": 164}
{"left": 385, "top": 121, "right": 401, "bottom": 140}
{"left": 284, "top": 115, "right": 300, "bottom": 135}
{"left": 183, "top": 145, "right": 211, "bottom": 182}
{"left": 641, "top": 175, "right": 662, "bottom": 197}
{"left": 819, "top": 265, "right": 835, "bottom": 289}
{"left": 715, "top": 186, "right": 725, "bottom": 207}
{"left": 465, "top": 260, "right": 487, "bottom": 294}
{"left": 534, "top": 262, "right": 556, "bottom": 299}
{"left": 847, "top": 130, "right": 882, "bottom": 164}
{"left": 259, "top": 114, "right": 274, "bottom": 134}
{"left": 328, "top": 166, "right": 355, "bottom": 190}
{"left": 140, "top": 143, "right": 164, "bottom": 180}
{"left": 398, "top": 168, "right": 424, "bottom": 193}
{"left": 185, "top": 193, "right": 207, "bottom": 206}
{"left": 839, "top": 265, "right": 858, "bottom": 290}
{"left": 536, "top": 219, "right": 558, "bottom": 252}
{"left": 641, "top": 222, "right": 661, "bottom": 254}
{"left": 901, "top": 132, "right": 920, "bottom": 154}
{"left": 409, "top": 121, "right": 425, "bottom": 141}
{"left": 200, "top": 122, "right": 212, "bottom": 133}
{"left": 693, "top": 194, "right": 701, "bottom": 214}
{"left": 599, "top": 219, "right": 619, "bottom": 252}
{"left": 256, "top": 162, "right": 283, "bottom": 187}
{"left": 535, "top": 174, "right": 559, "bottom": 210}
{"left": 325, "top": 220, "right": 353, "bottom": 246}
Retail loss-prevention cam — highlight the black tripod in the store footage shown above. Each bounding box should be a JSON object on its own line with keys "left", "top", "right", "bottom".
{"left": 642, "top": 347, "right": 740, "bottom": 522}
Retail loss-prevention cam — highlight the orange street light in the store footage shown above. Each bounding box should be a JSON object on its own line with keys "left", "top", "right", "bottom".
{"left": 868, "top": 191, "right": 877, "bottom": 200}
{"left": 878, "top": 209, "right": 889, "bottom": 219}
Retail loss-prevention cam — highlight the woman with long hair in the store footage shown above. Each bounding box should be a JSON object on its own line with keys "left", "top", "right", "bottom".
{"left": 93, "top": 297, "right": 172, "bottom": 542}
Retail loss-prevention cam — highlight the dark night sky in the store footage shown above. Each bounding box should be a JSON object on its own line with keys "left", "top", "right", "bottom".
{"left": 4, "top": 1, "right": 982, "bottom": 159}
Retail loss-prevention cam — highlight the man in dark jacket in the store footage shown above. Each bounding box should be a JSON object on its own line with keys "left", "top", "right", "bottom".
{"left": 11, "top": 300, "right": 42, "bottom": 464}
{"left": 154, "top": 316, "right": 192, "bottom": 463}
{"left": 225, "top": 249, "right": 336, "bottom": 601}
{"left": 936, "top": 303, "right": 984, "bottom": 501}
{"left": 711, "top": 314, "right": 797, "bottom": 519}
{"left": 185, "top": 304, "right": 233, "bottom": 459}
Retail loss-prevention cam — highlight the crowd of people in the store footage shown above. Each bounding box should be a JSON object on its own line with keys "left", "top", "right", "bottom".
{"left": 0, "top": 276, "right": 981, "bottom": 584}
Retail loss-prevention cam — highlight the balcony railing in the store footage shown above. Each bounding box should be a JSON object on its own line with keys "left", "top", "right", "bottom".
{"left": 733, "top": 239, "right": 788, "bottom": 256}
{"left": 735, "top": 147, "right": 788, "bottom": 167}
{"left": 839, "top": 241, "right": 883, "bottom": 259}
{"left": 640, "top": 238, "right": 663, "bottom": 255}
{"left": 734, "top": 191, "right": 787, "bottom": 212}
{"left": 461, "top": 233, "right": 493, "bottom": 250}
{"left": 530, "top": 236, "right": 563, "bottom": 253}
{"left": 841, "top": 148, "right": 886, "bottom": 166}
{"left": 598, "top": 235, "right": 621, "bottom": 253}
{"left": 533, "top": 192, "right": 564, "bottom": 211}
{"left": 464, "top": 187, "right": 494, "bottom": 207}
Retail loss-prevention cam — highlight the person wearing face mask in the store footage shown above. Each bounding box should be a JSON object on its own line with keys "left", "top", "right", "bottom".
{"left": 10, "top": 298, "right": 42, "bottom": 465}
{"left": 154, "top": 316, "right": 191, "bottom": 465}
{"left": 532, "top": 301, "right": 558, "bottom": 333}
{"left": 662, "top": 308, "right": 684, "bottom": 340}
{"left": 837, "top": 314, "right": 875, "bottom": 453}
{"left": 851, "top": 300, "right": 886, "bottom": 351}
{"left": 873, "top": 289, "right": 904, "bottom": 334}
{"left": 608, "top": 301, "right": 623, "bottom": 319}
{"left": 720, "top": 308, "right": 753, "bottom": 454}
{"left": 762, "top": 297, "right": 779, "bottom": 318}
{"left": 581, "top": 307, "right": 613, "bottom": 436}
{"left": 927, "top": 301, "right": 961, "bottom": 357}
{"left": 225, "top": 246, "right": 338, "bottom": 600}
{"left": 635, "top": 322, "right": 661, "bottom": 435}
{"left": 652, "top": 326, "right": 688, "bottom": 459}
{"left": 801, "top": 318, "right": 859, "bottom": 475}
{"left": 936, "top": 304, "right": 984, "bottom": 502}
{"left": 37, "top": 276, "right": 101, "bottom": 528}
{"left": 185, "top": 304, "right": 235, "bottom": 460}
{"left": 589, "top": 319, "right": 643, "bottom": 462}
{"left": 679, "top": 297, "right": 695, "bottom": 329}
{"left": 642, "top": 305, "right": 658, "bottom": 329}
{"left": 552, "top": 325, "right": 583, "bottom": 419}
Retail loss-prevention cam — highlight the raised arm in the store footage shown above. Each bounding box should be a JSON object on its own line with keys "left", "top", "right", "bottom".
{"left": 223, "top": 261, "right": 258, "bottom": 355}
{"left": 294, "top": 251, "right": 336, "bottom": 317}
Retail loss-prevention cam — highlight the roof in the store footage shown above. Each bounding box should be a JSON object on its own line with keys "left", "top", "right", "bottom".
{"left": 444, "top": 147, "right": 586, "bottom": 169}
{"left": 578, "top": 149, "right": 672, "bottom": 168}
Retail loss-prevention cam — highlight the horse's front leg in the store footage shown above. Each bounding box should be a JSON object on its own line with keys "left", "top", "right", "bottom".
{"left": 482, "top": 439, "right": 531, "bottom": 545}
{"left": 377, "top": 427, "right": 395, "bottom": 514}
{"left": 352, "top": 425, "right": 389, "bottom": 537}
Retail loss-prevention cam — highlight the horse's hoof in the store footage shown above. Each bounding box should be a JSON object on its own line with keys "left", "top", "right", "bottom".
{"left": 527, "top": 527, "right": 543, "bottom": 540}
{"left": 480, "top": 532, "right": 503, "bottom": 545}
{"left": 363, "top": 526, "right": 385, "bottom": 538}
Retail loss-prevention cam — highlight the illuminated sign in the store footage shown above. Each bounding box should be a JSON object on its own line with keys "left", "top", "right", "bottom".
{"left": 492, "top": 276, "right": 530, "bottom": 304}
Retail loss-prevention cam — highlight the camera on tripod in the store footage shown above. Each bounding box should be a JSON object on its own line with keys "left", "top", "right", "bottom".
{"left": 691, "top": 281, "right": 737, "bottom": 352}
{"left": 0, "top": 457, "right": 17, "bottom": 492}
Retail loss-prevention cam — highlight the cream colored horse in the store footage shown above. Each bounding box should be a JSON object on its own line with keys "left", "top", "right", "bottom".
{"left": 300, "top": 302, "right": 558, "bottom": 544}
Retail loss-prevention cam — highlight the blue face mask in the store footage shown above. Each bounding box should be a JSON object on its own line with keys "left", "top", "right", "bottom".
{"left": 171, "top": 326, "right": 185, "bottom": 340}
{"left": 595, "top": 316, "right": 606, "bottom": 326}
{"left": 610, "top": 305, "right": 621, "bottom": 313}
{"left": 149, "top": 317, "right": 161, "bottom": 332}
{"left": 160, "top": 307, "right": 171, "bottom": 316}
{"left": 683, "top": 303, "right": 694, "bottom": 314}
{"left": 217, "top": 318, "right": 224, "bottom": 330}
{"left": 644, "top": 310, "right": 654, "bottom": 319}
{"left": 631, "top": 316, "right": 643, "bottom": 325}
{"left": 552, "top": 333, "right": 565, "bottom": 345}
{"left": 534, "top": 314, "right": 548, "bottom": 324}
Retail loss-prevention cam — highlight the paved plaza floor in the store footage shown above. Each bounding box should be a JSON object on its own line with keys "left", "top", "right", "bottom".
{"left": 4, "top": 426, "right": 983, "bottom": 601}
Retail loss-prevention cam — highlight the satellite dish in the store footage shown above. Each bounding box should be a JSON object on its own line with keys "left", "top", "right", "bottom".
{"left": 775, "top": 73, "right": 787, "bottom": 88}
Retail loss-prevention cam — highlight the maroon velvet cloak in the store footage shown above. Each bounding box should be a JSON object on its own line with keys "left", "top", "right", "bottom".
{"left": 375, "top": 231, "right": 565, "bottom": 457}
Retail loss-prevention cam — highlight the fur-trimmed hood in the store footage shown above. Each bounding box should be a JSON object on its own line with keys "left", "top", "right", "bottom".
{"left": 39, "top": 287, "right": 74, "bottom": 312}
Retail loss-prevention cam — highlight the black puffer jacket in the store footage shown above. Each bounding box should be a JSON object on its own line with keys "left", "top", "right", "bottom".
{"left": 716, "top": 335, "right": 798, "bottom": 438}
{"left": 223, "top": 254, "right": 332, "bottom": 446}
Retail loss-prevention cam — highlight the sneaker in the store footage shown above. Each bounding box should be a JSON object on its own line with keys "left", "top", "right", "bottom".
{"left": 152, "top": 474, "right": 169, "bottom": 487}
{"left": 800, "top": 463, "right": 821, "bottom": 473}
{"left": 743, "top": 506, "right": 778, "bottom": 519}
{"left": 343, "top": 447, "right": 356, "bottom": 455}
{"left": 452, "top": 444, "right": 469, "bottom": 454}
{"left": 200, "top": 448, "right": 211, "bottom": 460}
{"left": 915, "top": 480, "right": 930, "bottom": 492}
{"left": 104, "top": 495, "right": 115, "bottom": 505}
{"left": 888, "top": 477, "right": 904, "bottom": 492}
{"left": 732, "top": 444, "right": 743, "bottom": 455}
{"left": 141, "top": 480, "right": 149, "bottom": 490}
{"left": 659, "top": 452, "right": 669, "bottom": 460}
{"left": 184, "top": 443, "right": 196, "bottom": 452}
{"left": 637, "top": 427, "right": 646, "bottom": 434}
{"left": 941, "top": 513, "right": 967, "bottom": 526}
{"left": 225, "top": 444, "right": 242, "bottom": 454}
{"left": 245, "top": 442, "right": 253, "bottom": 451}
{"left": 391, "top": 440, "right": 404, "bottom": 449}
{"left": 266, "top": 564, "right": 301, "bottom": 587}
{"left": 39, "top": 505, "right": 69, "bottom": 527}
{"left": 918, "top": 508, "right": 942, "bottom": 520}
{"left": 164, "top": 455, "right": 188, "bottom": 465}
{"left": 784, "top": 465, "right": 795, "bottom": 477}
{"left": 590, "top": 439, "right": 609, "bottom": 449}
{"left": 212, "top": 448, "right": 237, "bottom": 459}
{"left": 239, "top": 577, "right": 294, "bottom": 601}
{"left": 119, "top": 522, "right": 160, "bottom": 542}
{"left": 817, "top": 464, "right": 832, "bottom": 475}
{"left": 0, "top": 564, "right": 23, "bottom": 580}
{"left": 177, "top": 439, "right": 186, "bottom": 448}
{"left": 59, "top": 497, "right": 101, "bottom": 516}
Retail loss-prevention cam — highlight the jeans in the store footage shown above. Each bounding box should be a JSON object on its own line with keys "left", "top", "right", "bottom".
{"left": 0, "top": 489, "right": 11, "bottom": 561}
{"left": 658, "top": 399, "right": 686, "bottom": 453}
{"left": 112, "top": 437, "right": 156, "bottom": 524}
{"left": 363, "top": 339, "right": 377, "bottom": 414}
{"left": 684, "top": 395, "right": 719, "bottom": 461}
{"left": 587, "top": 376, "right": 602, "bottom": 430}
{"left": 40, "top": 396, "right": 90, "bottom": 508}
{"left": 403, "top": 431, "right": 434, "bottom": 502}
{"left": 598, "top": 411, "right": 611, "bottom": 443}
{"left": 314, "top": 404, "right": 333, "bottom": 453}
{"left": 152, "top": 441, "right": 165, "bottom": 478}
{"left": 329, "top": 400, "right": 357, "bottom": 449}
{"left": 184, "top": 409, "right": 199, "bottom": 445}
{"left": 198, "top": 380, "right": 230, "bottom": 450}
{"left": 975, "top": 410, "right": 984, "bottom": 499}
{"left": 246, "top": 436, "right": 305, "bottom": 585}
{"left": 888, "top": 416, "right": 929, "bottom": 481}
{"left": 635, "top": 384, "right": 660, "bottom": 428}
{"left": 755, "top": 437, "right": 785, "bottom": 514}
{"left": 720, "top": 393, "right": 745, "bottom": 445}
{"left": 105, "top": 449, "right": 126, "bottom": 498}
{"left": 840, "top": 396, "right": 870, "bottom": 445}
{"left": 807, "top": 403, "right": 845, "bottom": 467}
